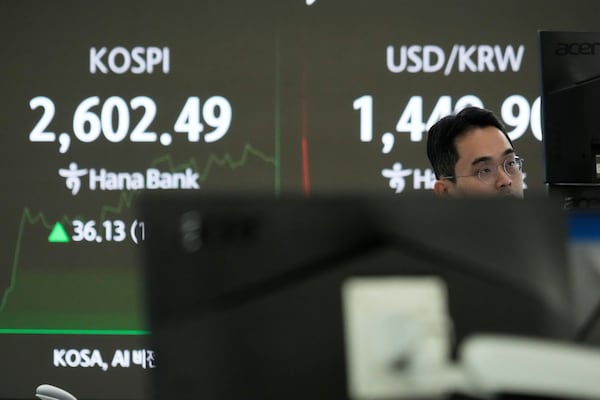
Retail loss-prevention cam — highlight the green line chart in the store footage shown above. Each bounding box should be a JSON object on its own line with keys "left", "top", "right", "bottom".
{"left": 0, "top": 144, "right": 277, "bottom": 334}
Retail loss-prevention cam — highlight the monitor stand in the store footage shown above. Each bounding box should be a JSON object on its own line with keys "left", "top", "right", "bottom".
{"left": 547, "top": 184, "right": 600, "bottom": 209}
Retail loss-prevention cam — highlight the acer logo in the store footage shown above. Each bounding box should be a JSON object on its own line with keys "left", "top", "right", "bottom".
{"left": 554, "top": 42, "right": 600, "bottom": 55}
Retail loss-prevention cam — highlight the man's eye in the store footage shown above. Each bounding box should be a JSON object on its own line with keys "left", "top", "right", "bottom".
{"left": 479, "top": 167, "right": 493, "bottom": 175}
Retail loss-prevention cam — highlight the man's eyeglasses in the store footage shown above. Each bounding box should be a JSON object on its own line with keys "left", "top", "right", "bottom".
{"left": 442, "top": 156, "right": 524, "bottom": 184}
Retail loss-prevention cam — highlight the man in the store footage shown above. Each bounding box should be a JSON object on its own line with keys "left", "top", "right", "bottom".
{"left": 426, "top": 106, "right": 524, "bottom": 198}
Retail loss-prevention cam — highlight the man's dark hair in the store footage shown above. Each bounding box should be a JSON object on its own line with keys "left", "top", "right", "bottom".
{"left": 426, "top": 106, "right": 512, "bottom": 179}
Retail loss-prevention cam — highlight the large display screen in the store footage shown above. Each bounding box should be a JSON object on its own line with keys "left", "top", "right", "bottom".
{"left": 1, "top": 1, "right": 599, "bottom": 398}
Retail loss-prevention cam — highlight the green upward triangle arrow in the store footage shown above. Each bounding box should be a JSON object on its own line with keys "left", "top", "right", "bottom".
{"left": 48, "top": 222, "right": 70, "bottom": 243}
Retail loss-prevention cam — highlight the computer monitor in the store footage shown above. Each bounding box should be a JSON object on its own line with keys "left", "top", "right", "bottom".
{"left": 538, "top": 31, "right": 600, "bottom": 205}
{"left": 136, "top": 193, "right": 573, "bottom": 400}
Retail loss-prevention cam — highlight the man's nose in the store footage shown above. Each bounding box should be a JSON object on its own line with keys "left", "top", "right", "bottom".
{"left": 495, "top": 164, "right": 512, "bottom": 187}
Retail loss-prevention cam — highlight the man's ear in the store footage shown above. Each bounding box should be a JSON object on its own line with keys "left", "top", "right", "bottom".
{"left": 433, "top": 180, "right": 450, "bottom": 197}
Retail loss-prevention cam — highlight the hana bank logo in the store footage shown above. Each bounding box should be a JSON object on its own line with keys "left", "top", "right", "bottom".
{"left": 382, "top": 162, "right": 528, "bottom": 194}
{"left": 382, "top": 162, "right": 436, "bottom": 193}
{"left": 58, "top": 162, "right": 200, "bottom": 195}
{"left": 59, "top": 163, "right": 88, "bottom": 195}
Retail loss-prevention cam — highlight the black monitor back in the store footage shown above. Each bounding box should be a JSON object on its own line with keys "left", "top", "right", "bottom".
{"left": 539, "top": 31, "right": 600, "bottom": 202}
{"left": 137, "top": 194, "right": 572, "bottom": 400}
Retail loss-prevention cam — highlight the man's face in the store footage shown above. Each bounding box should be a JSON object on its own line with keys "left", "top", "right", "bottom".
{"left": 434, "top": 126, "right": 524, "bottom": 198}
